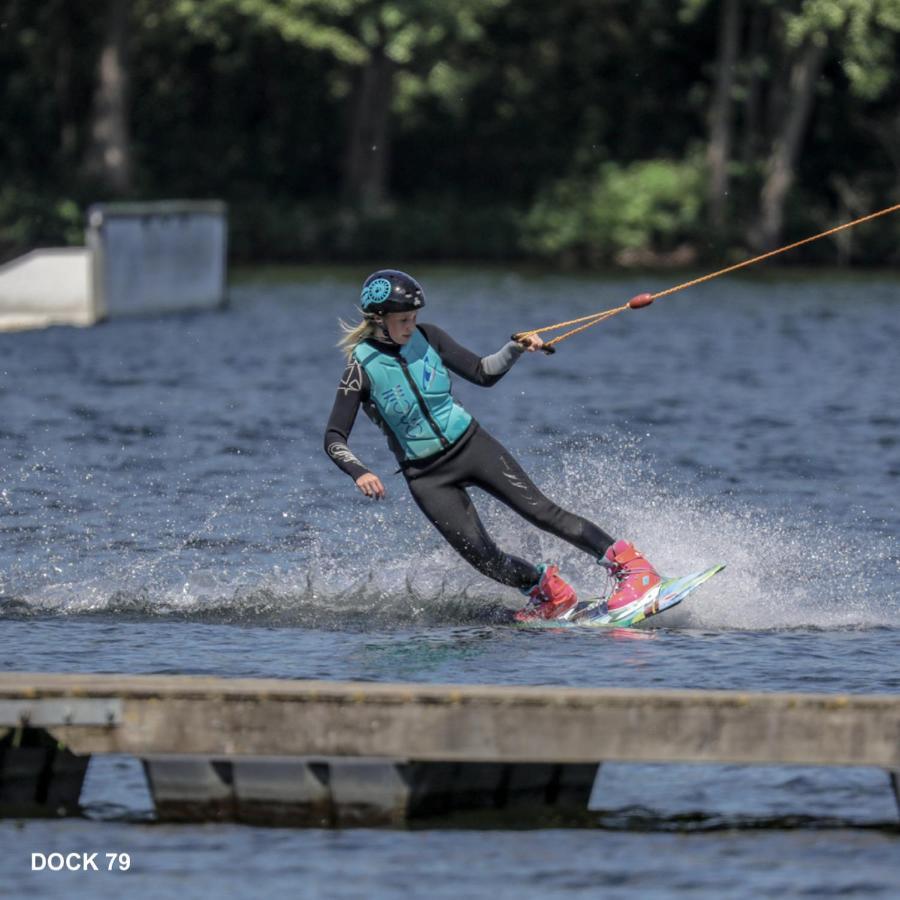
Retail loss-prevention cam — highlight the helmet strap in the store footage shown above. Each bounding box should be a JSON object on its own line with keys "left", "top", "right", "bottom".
{"left": 369, "top": 313, "right": 398, "bottom": 345}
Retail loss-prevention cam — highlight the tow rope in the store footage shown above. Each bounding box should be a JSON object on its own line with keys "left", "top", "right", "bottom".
{"left": 513, "top": 202, "right": 900, "bottom": 353}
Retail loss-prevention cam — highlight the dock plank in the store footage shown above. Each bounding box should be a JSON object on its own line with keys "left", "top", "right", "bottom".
{"left": 0, "top": 673, "right": 897, "bottom": 768}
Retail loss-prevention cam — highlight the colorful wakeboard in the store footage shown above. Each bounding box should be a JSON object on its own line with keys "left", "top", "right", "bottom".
{"left": 517, "top": 564, "right": 724, "bottom": 628}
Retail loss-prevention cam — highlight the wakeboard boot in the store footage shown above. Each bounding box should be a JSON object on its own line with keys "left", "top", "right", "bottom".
{"left": 601, "top": 540, "right": 662, "bottom": 610}
{"left": 514, "top": 564, "right": 578, "bottom": 622}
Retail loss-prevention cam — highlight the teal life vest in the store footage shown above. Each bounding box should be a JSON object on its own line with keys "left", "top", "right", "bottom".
{"left": 353, "top": 329, "right": 472, "bottom": 460}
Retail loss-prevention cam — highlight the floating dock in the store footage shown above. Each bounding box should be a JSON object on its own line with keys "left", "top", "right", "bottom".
{"left": 1, "top": 673, "right": 898, "bottom": 826}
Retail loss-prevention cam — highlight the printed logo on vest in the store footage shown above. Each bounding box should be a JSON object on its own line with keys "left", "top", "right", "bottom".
{"left": 381, "top": 385, "right": 424, "bottom": 437}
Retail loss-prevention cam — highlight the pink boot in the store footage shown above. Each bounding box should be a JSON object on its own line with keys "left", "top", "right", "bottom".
{"left": 514, "top": 564, "right": 578, "bottom": 622}
{"left": 602, "top": 540, "right": 661, "bottom": 610}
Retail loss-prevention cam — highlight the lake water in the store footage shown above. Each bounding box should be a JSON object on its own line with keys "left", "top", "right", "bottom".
{"left": 1, "top": 268, "right": 899, "bottom": 897}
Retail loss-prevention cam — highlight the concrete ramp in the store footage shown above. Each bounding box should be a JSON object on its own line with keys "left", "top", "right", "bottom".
{"left": 0, "top": 200, "right": 227, "bottom": 331}
{"left": 0, "top": 248, "right": 94, "bottom": 331}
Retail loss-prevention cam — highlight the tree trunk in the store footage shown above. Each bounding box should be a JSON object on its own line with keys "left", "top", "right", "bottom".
{"left": 342, "top": 45, "right": 395, "bottom": 212}
{"left": 752, "top": 37, "right": 827, "bottom": 250}
{"left": 82, "top": 0, "right": 132, "bottom": 193}
{"left": 740, "top": 1, "right": 766, "bottom": 166}
{"left": 55, "top": 4, "right": 78, "bottom": 163}
{"left": 706, "top": 0, "right": 742, "bottom": 232}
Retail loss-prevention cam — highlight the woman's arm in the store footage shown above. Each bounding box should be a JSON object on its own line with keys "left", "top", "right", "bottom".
{"left": 418, "top": 323, "right": 528, "bottom": 386}
{"left": 323, "top": 360, "right": 372, "bottom": 482}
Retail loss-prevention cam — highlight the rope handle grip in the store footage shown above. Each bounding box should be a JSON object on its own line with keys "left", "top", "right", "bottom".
{"left": 511, "top": 334, "right": 556, "bottom": 354}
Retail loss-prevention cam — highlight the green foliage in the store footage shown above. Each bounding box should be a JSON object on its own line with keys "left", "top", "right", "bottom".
{"left": 170, "top": 0, "right": 370, "bottom": 62}
{"left": 0, "top": 189, "right": 84, "bottom": 263}
{"left": 169, "top": 0, "right": 508, "bottom": 70}
{"left": 785, "top": 0, "right": 900, "bottom": 98}
{"left": 1, "top": 0, "right": 898, "bottom": 265}
{"left": 525, "top": 159, "right": 705, "bottom": 266}
{"left": 227, "top": 196, "right": 523, "bottom": 262}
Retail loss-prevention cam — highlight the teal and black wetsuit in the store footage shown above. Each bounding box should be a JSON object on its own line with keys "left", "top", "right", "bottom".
{"left": 324, "top": 323, "right": 614, "bottom": 590}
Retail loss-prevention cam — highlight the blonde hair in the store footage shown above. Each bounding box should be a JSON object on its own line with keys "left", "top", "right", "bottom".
{"left": 338, "top": 315, "right": 380, "bottom": 362}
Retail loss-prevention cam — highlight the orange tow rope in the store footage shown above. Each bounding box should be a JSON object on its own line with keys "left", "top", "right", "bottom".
{"left": 514, "top": 203, "right": 900, "bottom": 352}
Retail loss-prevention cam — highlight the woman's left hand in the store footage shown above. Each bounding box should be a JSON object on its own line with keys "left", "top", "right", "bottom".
{"left": 517, "top": 334, "right": 544, "bottom": 352}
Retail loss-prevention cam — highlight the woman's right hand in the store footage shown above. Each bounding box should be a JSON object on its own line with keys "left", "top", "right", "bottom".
{"left": 355, "top": 473, "right": 386, "bottom": 500}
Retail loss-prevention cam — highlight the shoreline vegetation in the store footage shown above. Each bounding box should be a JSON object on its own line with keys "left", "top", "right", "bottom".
{"left": 2, "top": 2, "right": 898, "bottom": 269}
{"left": 229, "top": 262, "right": 900, "bottom": 286}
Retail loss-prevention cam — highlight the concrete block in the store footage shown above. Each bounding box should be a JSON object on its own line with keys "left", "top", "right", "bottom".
{"left": 443, "top": 762, "right": 506, "bottom": 811}
{"left": 328, "top": 758, "right": 410, "bottom": 826}
{"left": 503, "top": 763, "right": 561, "bottom": 809}
{"left": 551, "top": 763, "right": 600, "bottom": 808}
{"left": 0, "top": 746, "right": 48, "bottom": 809}
{"left": 142, "top": 755, "right": 233, "bottom": 822}
{"left": 405, "top": 762, "right": 459, "bottom": 817}
{"left": 405, "top": 762, "right": 592, "bottom": 818}
{"left": 0, "top": 728, "right": 88, "bottom": 817}
{"left": 43, "top": 748, "right": 90, "bottom": 815}
{"left": 87, "top": 201, "right": 227, "bottom": 318}
{"left": 232, "top": 757, "right": 331, "bottom": 827}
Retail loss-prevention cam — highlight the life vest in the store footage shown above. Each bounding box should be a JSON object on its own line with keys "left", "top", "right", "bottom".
{"left": 353, "top": 329, "right": 472, "bottom": 460}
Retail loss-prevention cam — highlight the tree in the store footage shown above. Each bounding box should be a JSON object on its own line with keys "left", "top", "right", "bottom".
{"left": 82, "top": 0, "right": 133, "bottom": 193}
{"left": 170, "top": 0, "right": 508, "bottom": 211}
{"left": 751, "top": 6, "right": 828, "bottom": 249}
{"left": 705, "top": 0, "right": 742, "bottom": 232}
{"left": 753, "top": 0, "right": 900, "bottom": 249}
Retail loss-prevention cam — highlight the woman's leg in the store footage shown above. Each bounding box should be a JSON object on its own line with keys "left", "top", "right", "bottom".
{"left": 406, "top": 468, "right": 539, "bottom": 590}
{"left": 464, "top": 429, "right": 615, "bottom": 558}
{"left": 464, "top": 434, "right": 662, "bottom": 611}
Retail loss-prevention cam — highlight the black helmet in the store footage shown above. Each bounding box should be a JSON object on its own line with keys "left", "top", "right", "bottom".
{"left": 359, "top": 270, "right": 425, "bottom": 315}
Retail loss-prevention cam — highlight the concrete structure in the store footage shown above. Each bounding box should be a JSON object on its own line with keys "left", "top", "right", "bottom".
{"left": 0, "top": 673, "right": 898, "bottom": 826}
{"left": 0, "top": 249, "right": 94, "bottom": 331}
{"left": 87, "top": 201, "right": 227, "bottom": 318}
{"left": 0, "top": 201, "right": 227, "bottom": 331}
{"left": 140, "top": 755, "right": 598, "bottom": 827}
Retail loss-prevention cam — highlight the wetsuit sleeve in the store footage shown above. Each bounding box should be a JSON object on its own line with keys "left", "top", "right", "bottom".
{"left": 418, "top": 323, "right": 524, "bottom": 386}
{"left": 323, "top": 360, "right": 372, "bottom": 482}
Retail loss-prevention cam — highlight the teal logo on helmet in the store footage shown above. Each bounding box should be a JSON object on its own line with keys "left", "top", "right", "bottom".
{"left": 361, "top": 277, "right": 393, "bottom": 309}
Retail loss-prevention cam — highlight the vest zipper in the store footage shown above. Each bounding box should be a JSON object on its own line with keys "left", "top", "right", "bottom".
{"left": 397, "top": 357, "right": 450, "bottom": 449}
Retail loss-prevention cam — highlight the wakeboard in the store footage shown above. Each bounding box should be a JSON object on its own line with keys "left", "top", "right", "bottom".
{"left": 517, "top": 564, "right": 725, "bottom": 628}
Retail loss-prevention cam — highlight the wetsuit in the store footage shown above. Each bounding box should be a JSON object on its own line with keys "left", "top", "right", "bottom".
{"left": 323, "top": 323, "right": 614, "bottom": 590}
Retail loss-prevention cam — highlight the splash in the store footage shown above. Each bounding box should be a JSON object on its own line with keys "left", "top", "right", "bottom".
{"left": 526, "top": 432, "right": 899, "bottom": 630}
{"left": 2, "top": 433, "right": 897, "bottom": 630}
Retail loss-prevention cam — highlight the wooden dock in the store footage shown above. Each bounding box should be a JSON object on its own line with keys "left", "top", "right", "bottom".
{"left": 1, "top": 673, "right": 898, "bottom": 826}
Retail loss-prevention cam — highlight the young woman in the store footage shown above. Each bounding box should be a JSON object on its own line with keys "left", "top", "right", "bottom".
{"left": 323, "top": 269, "right": 661, "bottom": 621}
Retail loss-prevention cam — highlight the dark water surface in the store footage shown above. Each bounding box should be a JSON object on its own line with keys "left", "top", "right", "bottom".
{"left": 1, "top": 268, "right": 899, "bottom": 897}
